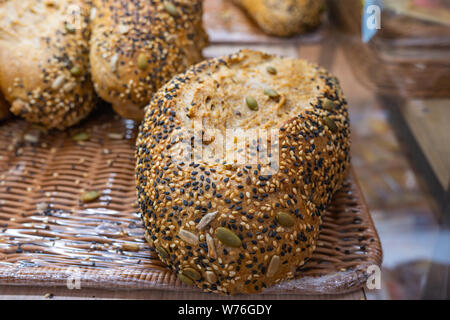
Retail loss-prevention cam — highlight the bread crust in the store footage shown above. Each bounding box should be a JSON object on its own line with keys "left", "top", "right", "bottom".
{"left": 89, "top": 0, "right": 208, "bottom": 121}
{"left": 233, "top": 0, "right": 324, "bottom": 37}
{"left": 0, "top": 0, "right": 96, "bottom": 130}
{"left": 136, "top": 49, "right": 350, "bottom": 295}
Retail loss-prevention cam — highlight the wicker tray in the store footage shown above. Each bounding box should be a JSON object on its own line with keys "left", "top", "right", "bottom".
{"left": 0, "top": 107, "right": 382, "bottom": 295}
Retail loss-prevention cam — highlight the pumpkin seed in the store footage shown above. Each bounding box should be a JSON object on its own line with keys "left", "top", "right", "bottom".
{"left": 178, "top": 228, "right": 199, "bottom": 245}
{"left": 137, "top": 53, "right": 148, "bottom": 70}
{"left": 196, "top": 211, "right": 218, "bottom": 230}
{"left": 323, "top": 98, "right": 337, "bottom": 111}
{"left": 65, "top": 22, "right": 75, "bottom": 33}
{"left": 324, "top": 117, "right": 338, "bottom": 132}
{"left": 177, "top": 273, "right": 194, "bottom": 286}
{"left": 206, "top": 233, "right": 217, "bottom": 259}
{"left": 164, "top": 1, "right": 179, "bottom": 16}
{"left": 72, "top": 132, "right": 90, "bottom": 141}
{"left": 266, "top": 66, "right": 277, "bottom": 75}
{"left": 81, "top": 191, "right": 100, "bottom": 203}
{"left": 205, "top": 271, "right": 217, "bottom": 284}
{"left": 121, "top": 243, "right": 140, "bottom": 252}
{"left": 182, "top": 268, "right": 201, "bottom": 281}
{"left": 277, "top": 212, "right": 295, "bottom": 228}
{"left": 70, "top": 66, "right": 83, "bottom": 77}
{"left": 246, "top": 96, "right": 258, "bottom": 111}
{"left": 216, "top": 227, "right": 241, "bottom": 248}
{"left": 264, "top": 88, "right": 279, "bottom": 98}
{"left": 267, "top": 255, "right": 280, "bottom": 277}
{"left": 156, "top": 245, "right": 169, "bottom": 259}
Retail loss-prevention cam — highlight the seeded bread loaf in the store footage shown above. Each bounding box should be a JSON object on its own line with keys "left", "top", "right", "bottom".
{"left": 232, "top": 0, "right": 324, "bottom": 37}
{"left": 0, "top": 0, "right": 96, "bottom": 130}
{"left": 136, "top": 49, "right": 350, "bottom": 295}
{"left": 89, "top": 0, "right": 208, "bottom": 121}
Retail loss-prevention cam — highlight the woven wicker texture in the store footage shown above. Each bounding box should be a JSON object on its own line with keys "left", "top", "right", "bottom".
{"left": 0, "top": 107, "right": 382, "bottom": 294}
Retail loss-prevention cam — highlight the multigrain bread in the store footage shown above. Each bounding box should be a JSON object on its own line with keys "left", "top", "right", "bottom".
{"left": 136, "top": 49, "right": 350, "bottom": 295}
{"left": 0, "top": 0, "right": 96, "bottom": 130}
{"left": 89, "top": 0, "right": 208, "bottom": 121}
{"left": 232, "top": 0, "right": 324, "bottom": 37}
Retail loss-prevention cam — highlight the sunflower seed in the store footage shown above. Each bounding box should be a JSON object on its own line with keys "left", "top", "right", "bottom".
{"left": 206, "top": 233, "right": 216, "bottom": 259}
{"left": 196, "top": 211, "right": 218, "bottom": 230}
{"left": 63, "top": 82, "right": 76, "bottom": 93}
{"left": 110, "top": 53, "right": 119, "bottom": 72}
{"left": 51, "top": 75, "right": 66, "bottom": 90}
{"left": 179, "top": 228, "right": 199, "bottom": 245}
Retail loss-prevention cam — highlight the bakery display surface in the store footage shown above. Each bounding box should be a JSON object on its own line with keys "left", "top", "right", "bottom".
{"left": 0, "top": 106, "right": 380, "bottom": 295}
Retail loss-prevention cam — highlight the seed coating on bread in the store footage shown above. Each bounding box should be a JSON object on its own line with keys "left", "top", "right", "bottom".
{"left": 233, "top": 0, "right": 324, "bottom": 37}
{"left": 0, "top": 0, "right": 96, "bottom": 130}
{"left": 136, "top": 50, "right": 350, "bottom": 295}
{"left": 90, "top": 0, "right": 208, "bottom": 121}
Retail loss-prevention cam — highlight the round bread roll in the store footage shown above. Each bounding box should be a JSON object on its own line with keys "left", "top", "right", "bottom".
{"left": 136, "top": 49, "right": 350, "bottom": 295}
{"left": 0, "top": 0, "right": 96, "bottom": 130}
{"left": 89, "top": 0, "right": 208, "bottom": 121}
{"left": 232, "top": 0, "right": 324, "bottom": 37}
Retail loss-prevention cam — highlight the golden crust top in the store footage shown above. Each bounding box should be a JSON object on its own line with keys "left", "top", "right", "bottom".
{"left": 136, "top": 49, "right": 350, "bottom": 295}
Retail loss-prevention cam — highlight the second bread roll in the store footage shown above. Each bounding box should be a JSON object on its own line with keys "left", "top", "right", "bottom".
{"left": 90, "top": 0, "right": 208, "bottom": 121}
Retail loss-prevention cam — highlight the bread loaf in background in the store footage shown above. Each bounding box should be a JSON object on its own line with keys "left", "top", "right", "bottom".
{"left": 136, "top": 49, "right": 350, "bottom": 294}
{"left": 0, "top": 0, "right": 96, "bottom": 130}
{"left": 232, "top": 0, "right": 324, "bottom": 37}
{"left": 89, "top": 0, "right": 208, "bottom": 121}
